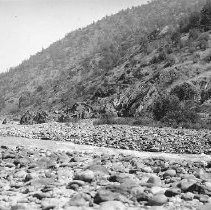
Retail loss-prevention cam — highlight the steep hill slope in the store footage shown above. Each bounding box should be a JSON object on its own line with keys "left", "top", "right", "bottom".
{"left": 0, "top": 0, "right": 211, "bottom": 122}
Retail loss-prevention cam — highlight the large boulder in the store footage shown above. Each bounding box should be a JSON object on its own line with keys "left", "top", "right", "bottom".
{"left": 33, "top": 110, "right": 49, "bottom": 124}
{"left": 20, "top": 110, "right": 49, "bottom": 125}
{"left": 2, "top": 118, "right": 7, "bottom": 124}
{"left": 20, "top": 111, "right": 34, "bottom": 125}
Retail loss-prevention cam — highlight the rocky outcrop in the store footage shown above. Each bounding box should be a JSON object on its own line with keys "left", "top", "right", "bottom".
{"left": 65, "top": 102, "right": 95, "bottom": 119}
{"left": 20, "top": 110, "right": 49, "bottom": 125}
{"left": 20, "top": 111, "right": 34, "bottom": 125}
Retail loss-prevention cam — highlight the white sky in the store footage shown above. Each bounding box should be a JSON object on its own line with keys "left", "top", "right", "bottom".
{"left": 0, "top": 0, "right": 148, "bottom": 73}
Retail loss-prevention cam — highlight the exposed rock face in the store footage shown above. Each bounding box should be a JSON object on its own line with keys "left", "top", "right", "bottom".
{"left": 65, "top": 102, "right": 95, "bottom": 119}
{"left": 158, "top": 25, "right": 174, "bottom": 36}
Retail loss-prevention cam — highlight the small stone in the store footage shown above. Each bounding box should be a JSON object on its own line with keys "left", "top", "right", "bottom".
{"left": 165, "top": 188, "right": 181, "bottom": 197}
{"left": 181, "top": 192, "right": 194, "bottom": 201}
{"left": 148, "top": 194, "right": 168, "bottom": 206}
{"left": 146, "top": 175, "right": 162, "bottom": 187}
{"left": 142, "top": 166, "right": 153, "bottom": 173}
{"left": 136, "top": 192, "right": 150, "bottom": 202}
{"left": 178, "top": 179, "right": 197, "bottom": 192}
{"left": 13, "top": 171, "right": 27, "bottom": 179}
{"left": 109, "top": 173, "right": 139, "bottom": 185}
{"left": 111, "top": 162, "right": 127, "bottom": 173}
{"left": 149, "top": 187, "right": 165, "bottom": 195}
{"left": 148, "top": 207, "right": 166, "bottom": 210}
{"left": 131, "top": 186, "right": 146, "bottom": 197}
{"left": 24, "top": 173, "right": 33, "bottom": 182}
{"left": 33, "top": 192, "right": 49, "bottom": 200}
{"left": 74, "top": 170, "right": 95, "bottom": 183}
{"left": 200, "top": 204, "right": 211, "bottom": 210}
{"left": 94, "top": 190, "right": 117, "bottom": 204}
{"left": 11, "top": 205, "right": 26, "bottom": 210}
{"left": 164, "top": 169, "right": 176, "bottom": 177}
{"left": 66, "top": 194, "right": 90, "bottom": 207}
{"left": 194, "top": 194, "right": 209, "bottom": 203}
{"left": 67, "top": 180, "right": 85, "bottom": 191}
{"left": 99, "top": 201, "right": 126, "bottom": 210}
{"left": 168, "top": 196, "right": 182, "bottom": 203}
{"left": 87, "top": 165, "right": 109, "bottom": 175}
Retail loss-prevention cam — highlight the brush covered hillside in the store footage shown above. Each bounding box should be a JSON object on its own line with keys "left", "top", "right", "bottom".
{"left": 2, "top": 0, "right": 211, "bottom": 127}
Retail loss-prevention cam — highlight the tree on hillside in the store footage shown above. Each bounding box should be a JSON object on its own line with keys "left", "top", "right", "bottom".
{"left": 188, "top": 11, "right": 201, "bottom": 28}
{"left": 201, "top": 0, "right": 211, "bottom": 30}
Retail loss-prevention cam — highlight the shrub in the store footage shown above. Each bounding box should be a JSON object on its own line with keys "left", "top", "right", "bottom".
{"left": 200, "top": 0, "right": 211, "bottom": 31}
{"left": 93, "top": 116, "right": 133, "bottom": 126}
{"left": 201, "top": 88, "right": 211, "bottom": 103}
{"left": 170, "top": 31, "right": 181, "bottom": 46}
{"left": 159, "top": 67, "right": 180, "bottom": 86}
{"left": 188, "top": 42, "right": 197, "bottom": 53}
{"left": 179, "top": 16, "right": 190, "bottom": 33}
{"left": 162, "top": 109, "right": 199, "bottom": 126}
{"left": 170, "top": 83, "right": 198, "bottom": 101}
{"left": 193, "top": 52, "right": 200, "bottom": 63}
{"left": 0, "top": 97, "right": 5, "bottom": 111}
{"left": 197, "top": 33, "right": 209, "bottom": 50}
{"left": 152, "top": 95, "right": 180, "bottom": 121}
{"left": 202, "top": 50, "right": 211, "bottom": 63}
{"left": 133, "top": 116, "right": 163, "bottom": 128}
{"left": 163, "top": 55, "right": 176, "bottom": 68}
{"left": 188, "top": 11, "right": 201, "bottom": 29}
{"left": 179, "top": 12, "right": 200, "bottom": 33}
{"left": 37, "top": 85, "right": 43, "bottom": 92}
{"left": 150, "top": 50, "right": 167, "bottom": 65}
{"left": 189, "top": 29, "right": 200, "bottom": 41}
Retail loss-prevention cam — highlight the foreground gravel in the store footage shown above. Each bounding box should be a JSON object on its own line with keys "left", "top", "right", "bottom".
{"left": 0, "top": 142, "right": 210, "bottom": 210}
{"left": 1, "top": 121, "right": 211, "bottom": 154}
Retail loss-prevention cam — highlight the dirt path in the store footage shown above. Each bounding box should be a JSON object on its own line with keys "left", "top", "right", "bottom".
{"left": 0, "top": 136, "right": 210, "bottom": 162}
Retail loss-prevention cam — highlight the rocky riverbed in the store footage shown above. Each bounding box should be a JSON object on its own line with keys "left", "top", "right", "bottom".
{"left": 0, "top": 138, "right": 210, "bottom": 210}
{"left": 1, "top": 121, "right": 211, "bottom": 209}
{"left": 1, "top": 121, "right": 211, "bottom": 154}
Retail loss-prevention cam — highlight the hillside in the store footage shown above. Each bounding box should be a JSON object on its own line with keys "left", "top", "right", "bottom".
{"left": 1, "top": 0, "right": 211, "bottom": 127}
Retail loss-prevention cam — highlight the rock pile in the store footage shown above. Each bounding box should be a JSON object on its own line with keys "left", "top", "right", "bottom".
{"left": 1, "top": 121, "right": 211, "bottom": 154}
{"left": 0, "top": 144, "right": 210, "bottom": 209}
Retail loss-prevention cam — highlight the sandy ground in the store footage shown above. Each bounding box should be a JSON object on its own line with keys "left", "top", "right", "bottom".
{"left": 0, "top": 136, "right": 210, "bottom": 162}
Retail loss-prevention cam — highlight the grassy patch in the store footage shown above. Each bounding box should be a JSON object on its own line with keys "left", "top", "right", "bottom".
{"left": 93, "top": 116, "right": 134, "bottom": 126}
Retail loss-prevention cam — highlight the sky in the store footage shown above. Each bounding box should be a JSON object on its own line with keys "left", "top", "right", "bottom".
{"left": 0, "top": 0, "right": 148, "bottom": 73}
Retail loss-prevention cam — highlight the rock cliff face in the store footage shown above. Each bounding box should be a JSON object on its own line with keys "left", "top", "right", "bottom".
{"left": 0, "top": 0, "right": 210, "bottom": 120}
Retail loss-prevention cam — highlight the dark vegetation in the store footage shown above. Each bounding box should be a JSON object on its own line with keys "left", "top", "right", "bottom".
{"left": 2, "top": 0, "right": 211, "bottom": 130}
